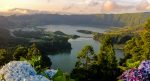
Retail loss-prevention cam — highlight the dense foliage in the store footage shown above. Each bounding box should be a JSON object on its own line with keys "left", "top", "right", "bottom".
{"left": 0, "top": 43, "right": 74, "bottom": 81}
{"left": 0, "top": 43, "right": 52, "bottom": 71}
{"left": 93, "top": 26, "right": 140, "bottom": 45}
{"left": 0, "top": 49, "right": 10, "bottom": 66}
{"left": 119, "top": 18, "right": 150, "bottom": 70}
{"left": 0, "top": 28, "right": 72, "bottom": 54}
{"left": 71, "top": 36, "right": 121, "bottom": 81}
{"left": 71, "top": 18, "right": 150, "bottom": 81}
{"left": 1, "top": 13, "right": 150, "bottom": 81}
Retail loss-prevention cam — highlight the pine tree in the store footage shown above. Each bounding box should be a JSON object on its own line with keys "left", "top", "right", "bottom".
{"left": 76, "top": 45, "right": 96, "bottom": 69}
{"left": 98, "top": 35, "right": 117, "bottom": 68}
{"left": 97, "top": 35, "right": 119, "bottom": 81}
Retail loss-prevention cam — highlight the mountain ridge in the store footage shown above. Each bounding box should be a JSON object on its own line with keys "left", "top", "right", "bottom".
{"left": 0, "top": 12, "right": 150, "bottom": 28}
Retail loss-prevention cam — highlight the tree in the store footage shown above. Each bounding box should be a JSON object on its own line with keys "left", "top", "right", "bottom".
{"left": 124, "top": 38, "right": 136, "bottom": 58}
{"left": 142, "top": 31, "right": 150, "bottom": 43}
{"left": 27, "top": 43, "right": 41, "bottom": 59}
{"left": 0, "top": 49, "right": 7, "bottom": 60}
{"left": 76, "top": 45, "right": 96, "bottom": 68}
{"left": 141, "top": 32, "right": 150, "bottom": 60}
{"left": 27, "top": 43, "right": 52, "bottom": 69}
{"left": 120, "top": 36, "right": 147, "bottom": 69}
{"left": 29, "top": 55, "right": 42, "bottom": 72}
{"left": 13, "top": 45, "right": 28, "bottom": 60}
{"left": 97, "top": 35, "right": 119, "bottom": 81}
{"left": 0, "top": 49, "right": 8, "bottom": 65}
{"left": 121, "top": 18, "right": 150, "bottom": 69}
{"left": 144, "top": 18, "right": 150, "bottom": 31}
{"left": 142, "top": 18, "right": 150, "bottom": 60}
{"left": 71, "top": 45, "right": 97, "bottom": 81}
{"left": 98, "top": 35, "right": 117, "bottom": 68}
{"left": 71, "top": 36, "right": 120, "bottom": 81}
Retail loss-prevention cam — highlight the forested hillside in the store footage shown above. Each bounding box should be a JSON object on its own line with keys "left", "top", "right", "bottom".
{"left": 0, "top": 12, "right": 150, "bottom": 28}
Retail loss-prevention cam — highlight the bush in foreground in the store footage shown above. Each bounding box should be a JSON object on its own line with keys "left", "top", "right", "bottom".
{"left": 119, "top": 60, "right": 150, "bottom": 81}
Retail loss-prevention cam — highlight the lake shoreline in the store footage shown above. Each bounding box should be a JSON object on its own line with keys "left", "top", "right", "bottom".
{"left": 39, "top": 25, "right": 124, "bottom": 72}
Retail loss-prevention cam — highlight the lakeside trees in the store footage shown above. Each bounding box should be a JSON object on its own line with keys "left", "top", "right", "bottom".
{"left": 71, "top": 36, "right": 120, "bottom": 81}
{"left": 118, "top": 18, "right": 150, "bottom": 81}
{"left": 0, "top": 43, "right": 52, "bottom": 72}
{"left": 97, "top": 35, "right": 120, "bottom": 81}
{"left": 71, "top": 18, "right": 150, "bottom": 81}
{"left": 76, "top": 45, "right": 96, "bottom": 69}
{"left": 0, "top": 28, "right": 72, "bottom": 54}
{"left": 119, "top": 18, "right": 150, "bottom": 69}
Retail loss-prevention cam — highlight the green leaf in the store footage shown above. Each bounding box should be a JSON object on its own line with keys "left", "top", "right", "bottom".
{"left": 20, "top": 57, "right": 27, "bottom": 61}
{"left": 53, "top": 69, "right": 63, "bottom": 79}
{"left": 67, "top": 79, "right": 75, "bottom": 81}
{"left": 54, "top": 76, "right": 66, "bottom": 81}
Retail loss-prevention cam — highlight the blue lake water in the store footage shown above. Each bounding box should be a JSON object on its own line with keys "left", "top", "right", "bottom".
{"left": 38, "top": 25, "right": 124, "bottom": 73}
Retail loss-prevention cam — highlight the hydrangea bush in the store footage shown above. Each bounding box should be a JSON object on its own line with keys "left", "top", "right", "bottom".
{"left": 138, "top": 60, "right": 150, "bottom": 76}
{"left": 45, "top": 69, "right": 58, "bottom": 79}
{"left": 119, "top": 68, "right": 148, "bottom": 81}
{"left": 0, "top": 61, "right": 51, "bottom": 81}
{"left": 119, "top": 60, "right": 150, "bottom": 81}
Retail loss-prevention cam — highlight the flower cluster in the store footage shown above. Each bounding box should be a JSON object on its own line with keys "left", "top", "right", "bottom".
{"left": 45, "top": 69, "right": 57, "bottom": 78}
{"left": 119, "top": 68, "right": 148, "bottom": 81}
{"left": 138, "top": 60, "right": 150, "bottom": 76}
{"left": 0, "top": 61, "right": 50, "bottom": 81}
{"left": 119, "top": 60, "right": 150, "bottom": 81}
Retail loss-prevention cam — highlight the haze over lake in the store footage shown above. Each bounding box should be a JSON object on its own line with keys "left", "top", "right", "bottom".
{"left": 38, "top": 25, "right": 107, "bottom": 37}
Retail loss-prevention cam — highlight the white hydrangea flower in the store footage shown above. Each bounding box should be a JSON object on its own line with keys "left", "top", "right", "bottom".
{"left": 0, "top": 61, "right": 51, "bottom": 81}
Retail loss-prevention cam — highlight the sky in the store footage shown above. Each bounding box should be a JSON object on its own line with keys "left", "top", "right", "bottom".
{"left": 0, "top": 0, "right": 150, "bottom": 14}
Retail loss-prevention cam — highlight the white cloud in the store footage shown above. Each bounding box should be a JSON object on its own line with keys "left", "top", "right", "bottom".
{"left": 1, "top": 0, "right": 150, "bottom": 14}
{"left": 42, "top": 0, "right": 150, "bottom": 13}
{"left": 136, "top": 0, "right": 150, "bottom": 11}
{"left": 100, "top": 0, "right": 136, "bottom": 13}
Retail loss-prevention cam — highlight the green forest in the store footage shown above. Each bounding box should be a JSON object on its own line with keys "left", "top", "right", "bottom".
{"left": 2, "top": 0, "right": 150, "bottom": 80}
{"left": 0, "top": 19, "right": 150, "bottom": 81}
{"left": 1, "top": 15, "right": 150, "bottom": 81}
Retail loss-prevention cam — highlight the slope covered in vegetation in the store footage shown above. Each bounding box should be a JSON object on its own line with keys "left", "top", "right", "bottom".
{"left": 0, "top": 12, "right": 150, "bottom": 29}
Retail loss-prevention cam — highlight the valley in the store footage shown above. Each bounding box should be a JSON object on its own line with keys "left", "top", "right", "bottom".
{"left": 0, "top": 12, "right": 150, "bottom": 81}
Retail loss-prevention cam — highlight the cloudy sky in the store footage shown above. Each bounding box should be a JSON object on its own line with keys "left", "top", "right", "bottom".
{"left": 0, "top": 0, "right": 150, "bottom": 14}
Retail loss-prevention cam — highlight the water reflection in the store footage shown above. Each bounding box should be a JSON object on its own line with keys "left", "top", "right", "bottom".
{"left": 44, "top": 25, "right": 124, "bottom": 73}
{"left": 48, "top": 49, "right": 71, "bottom": 55}
{"left": 48, "top": 38, "right": 124, "bottom": 73}
{"left": 48, "top": 38, "right": 100, "bottom": 73}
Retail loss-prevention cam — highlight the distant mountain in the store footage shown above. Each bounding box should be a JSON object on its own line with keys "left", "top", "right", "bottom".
{"left": 0, "top": 8, "right": 50, "bottom": 16}
{"left": 0, "top": 16, "right": 14, "bottom": 28}
{"left": 0, "top": 12, "right": 150, "bottom": 28}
